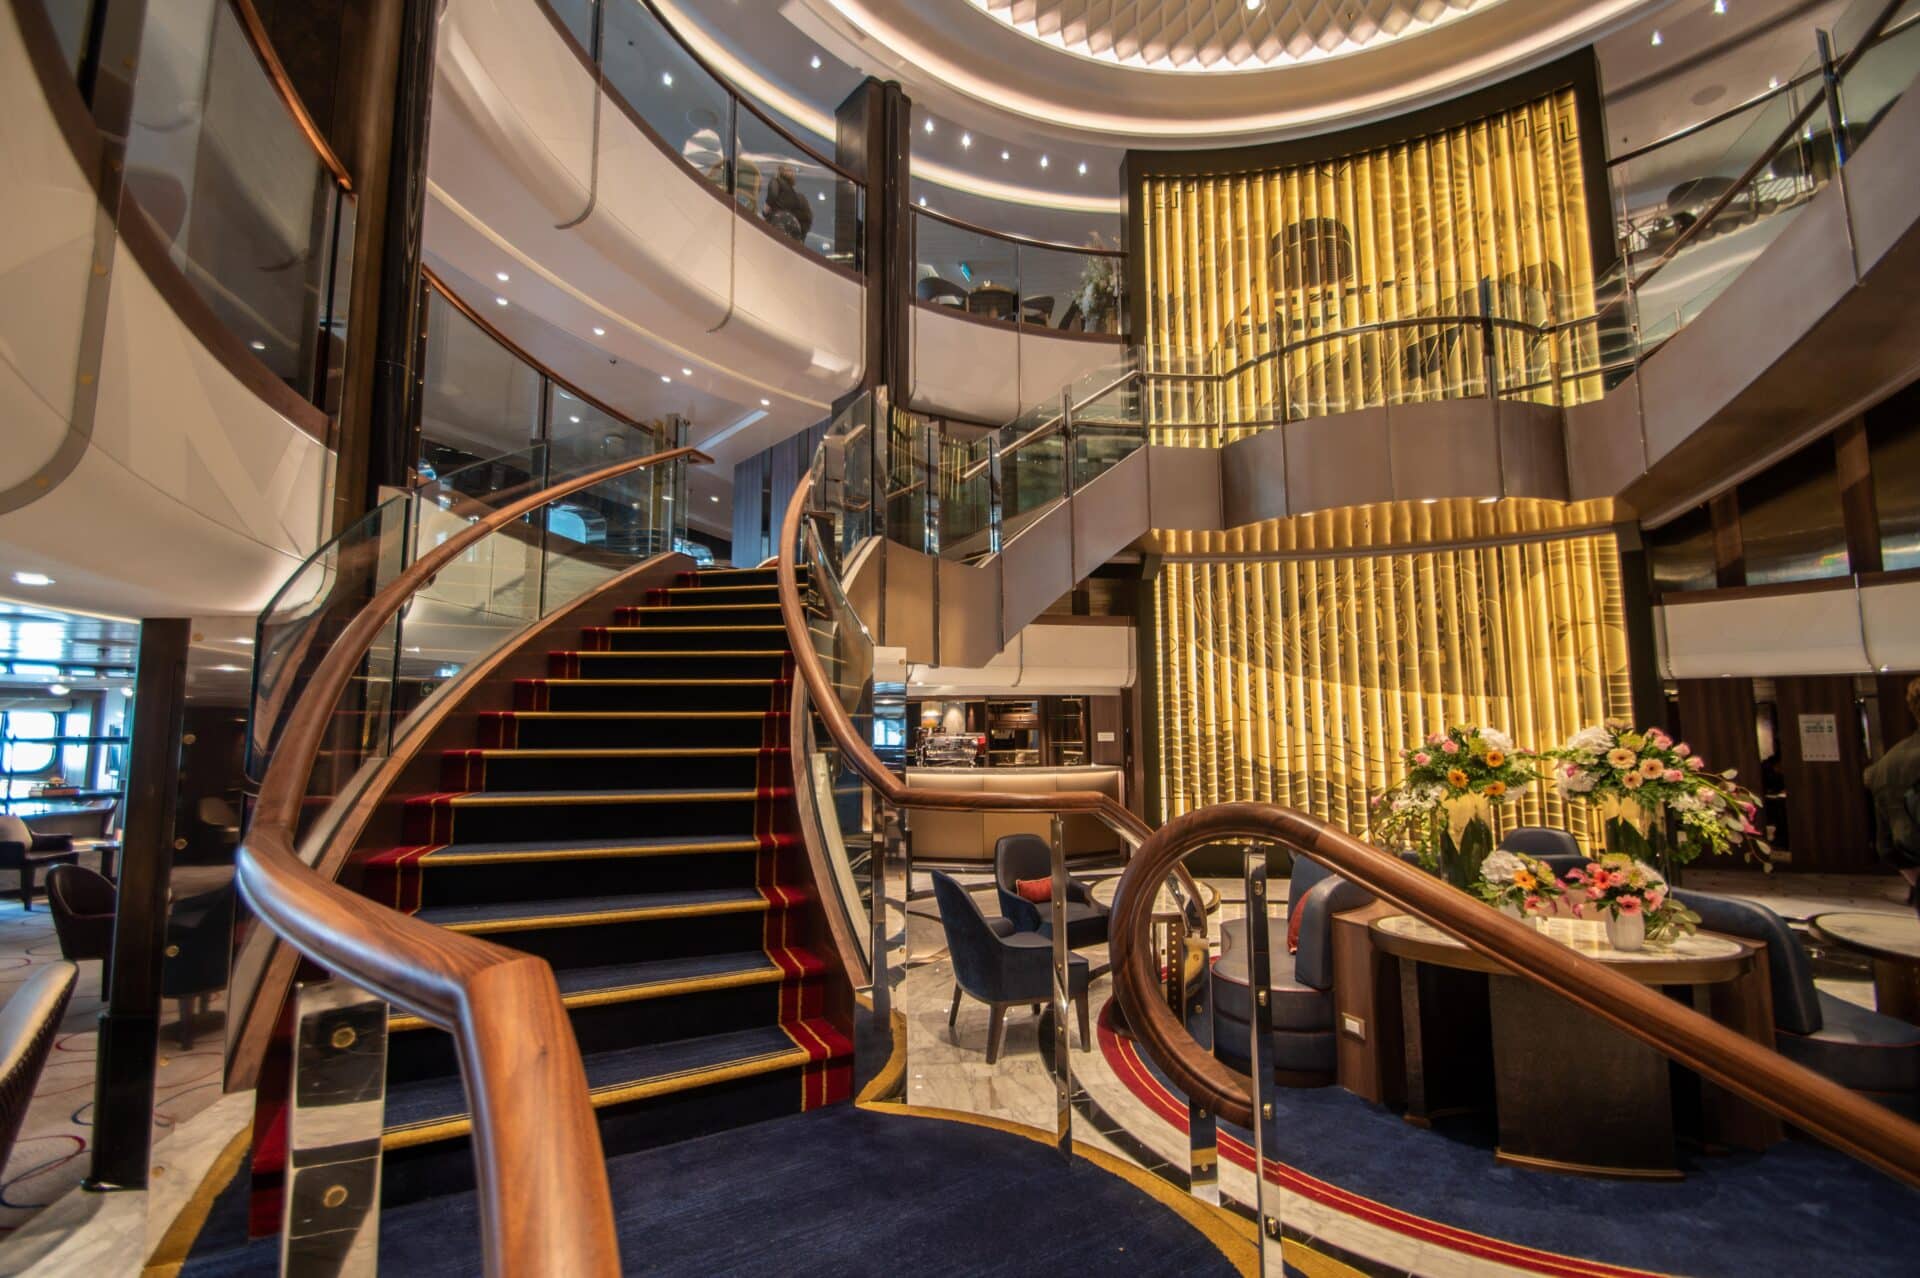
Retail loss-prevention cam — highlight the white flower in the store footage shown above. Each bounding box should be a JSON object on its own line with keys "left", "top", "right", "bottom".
{"left": 1481, "top": 727, "right": 1514, "bottom": 753}
{"left": 1568, "top": 725, "right": 1615, "bottom": 753}
{"left": 1480, "top": 850, "right": 1528, "bottom": 883}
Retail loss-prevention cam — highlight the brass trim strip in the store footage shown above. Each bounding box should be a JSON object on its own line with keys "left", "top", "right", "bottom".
{"left": 467, "top": 747, "right": 765, "bottom": 759}
{"left": 563, "top": 649, "right": 790, "bottom": 658}
{"left": 497, "top": 710, "right": 774, "bottom": 720}
{"left": 388, "top": 963, "right": 785, "bottom": 1031}
{"left": 528, "top": 678, "right": 780, "bottom": 687}
{"left": 441, "top": 896, "right": 772, "bottom": 935}
{"left": 383, "top": 1046, "right": 809, "bottom": 1148}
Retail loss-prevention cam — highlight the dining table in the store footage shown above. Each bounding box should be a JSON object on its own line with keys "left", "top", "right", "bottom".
{"left": 1370, "top": 912, "right": 1781, "bottom": 1179}
{"left": 1810, "top": 911, "right": 1920, "bottom": 1025}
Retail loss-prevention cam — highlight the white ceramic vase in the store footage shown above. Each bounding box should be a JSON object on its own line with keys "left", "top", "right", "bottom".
{"left": 1606, "top": 909, "right": 1646, "bottom": 952}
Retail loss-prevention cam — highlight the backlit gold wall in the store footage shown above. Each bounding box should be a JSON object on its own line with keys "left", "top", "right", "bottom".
{"left": 1138, "top": 89, "right": 1600, "bottom": 437}
{"left": 1153, "top": 501, "right": 1632, "bottom": 847}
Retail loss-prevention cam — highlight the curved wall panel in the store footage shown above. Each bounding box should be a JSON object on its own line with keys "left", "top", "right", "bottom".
{"left": 432, "top": 0, "right": 864, "bottom": 419}
{"left": 908, "top": 302, "right": 1121, "bottom": 423}
{"left": 0, "top": 7, "right": 332, "bottom": 619}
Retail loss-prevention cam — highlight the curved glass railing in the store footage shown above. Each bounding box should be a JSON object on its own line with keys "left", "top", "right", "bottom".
{"left": 911, "top": 206, "right": 1125, "bottom": 337}
{"left": 547, "top": 0, "right": 863, "bottom": 270}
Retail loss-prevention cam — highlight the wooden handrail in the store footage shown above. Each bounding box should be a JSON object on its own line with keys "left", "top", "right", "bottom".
{"left": 238, "top": 445, "right": 710, "bottom": 1277}
{"left": 776, "top": 473, "right": 1208, "bottom": 932}
{"left": 1109, "top": 802, "right": 1920, "bottom": 1188}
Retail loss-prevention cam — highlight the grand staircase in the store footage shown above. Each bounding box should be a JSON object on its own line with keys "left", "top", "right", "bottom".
{"left": 328, "top": 566, "right": 853, "bottom": 1206}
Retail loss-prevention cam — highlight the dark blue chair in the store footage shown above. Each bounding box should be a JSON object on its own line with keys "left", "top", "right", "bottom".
{"left": 1211, "top": 857, "right": 1374, "bottom": 1083}
{"left": 931, "top": 870, "right": 1090, "bottom": 1064}
{"left": 1498, "top": 826, "right": 1583, "bottom": 861}
{"left": 993, "top": 834, "right": 1110, "bottom": 949}
{"left": 1674, "top": 890, "right": 1920, "bottom": 1116}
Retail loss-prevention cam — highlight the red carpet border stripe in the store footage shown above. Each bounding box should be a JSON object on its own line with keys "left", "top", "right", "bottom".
{"left": 1094, "top": 1003, "right": 1665, "bottom": 1278}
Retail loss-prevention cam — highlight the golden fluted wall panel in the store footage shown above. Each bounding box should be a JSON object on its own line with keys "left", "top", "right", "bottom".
{"left": 1153, "top": 522, "right": 1632, "bottom": 847}
{"left": 1139, "top": 88, "right": 1600, "bottom": 443}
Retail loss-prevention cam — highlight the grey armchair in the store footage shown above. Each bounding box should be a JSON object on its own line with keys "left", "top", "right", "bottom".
{"left": 0, "top": 961, "right": 77, "bottom": 1171}
{"left": 932, "top": 871, "right": 1090, "bottom": 1064}
{"left": 0, "top": 815, "right": 80, "bottom": 909}
{"left": 993, "top": 834, "right": 1110, "bottom": 949}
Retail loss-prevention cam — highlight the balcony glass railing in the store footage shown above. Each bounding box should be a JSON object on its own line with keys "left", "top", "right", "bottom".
{"left": 556, "top": 0, "right": 864, "bottom": 270}
{"left": 912, "top": 207, "right": 1125, "bottom": 336}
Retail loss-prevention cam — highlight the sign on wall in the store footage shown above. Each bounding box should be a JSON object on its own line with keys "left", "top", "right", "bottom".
{"left": 1799, "top": 712, "right": 1841, "bottom": 763}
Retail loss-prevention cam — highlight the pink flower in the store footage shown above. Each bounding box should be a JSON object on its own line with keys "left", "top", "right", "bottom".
{"left": 1564, "top": 867, "right": 1587, "bottom": 884}
{"left": 1427, "top": 733, "right": 1445, "bottom": 746}
{"left": 1524, "top": 895, "right": 1542, "bottom": 912}
{"left": 1687, "top": 756, "right": 1704, "bottom": 771}
{"left": 1441, "top": 740, "right": 1460, "bottom": 754}
{"left": 1648, "top": 729, "right": 1672, "bottom": 749}
{"left": 1587, "top": 886, "right": 1607, "bottom": 900}
{"left": 1413, "top": 752, "right": 1431, "bottom": 766}
{"left": 1741, "top": 801, "right": 1757, "bottom": 818}
{"left": 1570, "top": 902, "right": 1585, "bottom": 918}
{"left": 1646, "top": 890, "right": 1665, "bottom": 912}
{"left": 1618, "top": 896, "right": 1643, "bottom": 915}
{"left": 1675, "top": 743, "right": 1692, "bottom": 757}
{"left": 1663, "top": 769, "right": 1685, "bottom": 783}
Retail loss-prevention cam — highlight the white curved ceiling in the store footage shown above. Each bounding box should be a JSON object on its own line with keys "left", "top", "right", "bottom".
{"left": 968, "top": 0, "right": 1492, "bottom": 73}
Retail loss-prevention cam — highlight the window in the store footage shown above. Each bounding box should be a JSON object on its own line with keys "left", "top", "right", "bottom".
{"left": 2, "top": 710, "right": 58, "bottom": 799}
{"left": 1736, "top": 435, "right": 1848, "bottom": 585}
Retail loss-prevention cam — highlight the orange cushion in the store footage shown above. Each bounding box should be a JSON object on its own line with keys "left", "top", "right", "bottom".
{"left": 1015, "top": 877, "right": 1052, "bottom": 904}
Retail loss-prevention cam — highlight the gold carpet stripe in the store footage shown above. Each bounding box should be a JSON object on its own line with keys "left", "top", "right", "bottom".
{"left": 566, "top": 649, "right": 789, "bottom": 657}
{"left": 420, "top": 838, "right": 761, "bottom": 866}
{"left": 499, "top": 711, "right": 771, "bottom": 720}
{"left": 441, "top": 896, "right": 770, "bottom": 934}
{"left": 530, "top": 678, "right": 777, "bottom": 687}
{"left": 381, "top": 1048, "right": 810, "bottom": 1149}
{"left": 387, "top": 965, "right": 784, "bottom": 1032}
{"left": 143, "top": 1119, "right": 253, "bottom": 1276}
{"left": 467, "top": 747, "right": 763, "bottom": 759}
{"left": 1281, "top": 1238, "right": 1371, "bottom": 1278}
{"left": 623, "top": 603, "right": 775, "bottom": 611}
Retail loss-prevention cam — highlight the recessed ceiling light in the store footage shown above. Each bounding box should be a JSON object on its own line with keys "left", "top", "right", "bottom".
{"left": 249, "top": 340, "right": 267, "bottom": 351}
{"left": 661, "top": 71, "right": 673, "bottom": 86}
{"left": 760, "top": 398, "right": 771, "bottom": 406}
{"left": 1077, "top": 161, "right": 1087, "bottom": 175}
{"left": 1768, "top": 76, "right": 1780, "bottom": 89}
{"left": 495, "top": 271, "right": 510, "bottom": 282}
{"left": 810, "top": 55, "right": 821, "bottom": 69}
{"left": 710, "top": 494, "right": 720, "bottom": 502}
{"left": 12, "top": 571, "right": 53, "bottom": 587}
{"left": 918, "top": 196, "right": 927, "bottom": 206}
{"left": 49, "top": 683, "right": 69, "bottom": 696}
{"left": 923, "top": 118, "right": 934, "bottom": 135}
{"left": 681, "top": 367, "right": 693, "bottom": 377}
{"left": 592, "top": 326, "right": 606, "bottom": 336}
{"left": 816, "top": 192, "right": 826, "bottom": 201}
{"left": 569, "top": 415, "right": 581, "bottom": 423}
{"left": 1039, "top": 155, "right": 1049, "bottom": 168}
{"left": 661, "top": 374, "right": 672, "bottom": 383}
{"left": 494, "top": 296, "right": 508, "bottom": 306}
{"left": 961, "top": 133, "right": 972, "bottom": 149}
{"left": 1650, "top": 29, "right": 1662, "bottom": 46}
{"left": 1000, "top": 150, "right": 1010, "bottom": 161}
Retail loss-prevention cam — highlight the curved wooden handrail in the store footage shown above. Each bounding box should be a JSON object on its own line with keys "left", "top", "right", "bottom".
{"left": 239, "top": 445, "right": 710, "bottom": 1277}
{"left": 1109, "top": 802, "right": 1920, "bottom": 1189}
{"left": 776, "top": 473, "right": 1208, "bottom": 932}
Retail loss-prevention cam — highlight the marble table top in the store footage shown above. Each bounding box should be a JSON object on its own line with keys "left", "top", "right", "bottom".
{"left": 1373, "top": 912, "right": 1747, "bottom": 964}
{"left": 1811, "top": 911, "right": 1920, "bottom": 962}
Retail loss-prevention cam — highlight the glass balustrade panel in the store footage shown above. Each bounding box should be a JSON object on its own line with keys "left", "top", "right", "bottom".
{"left": 1017, "top": 240, "right": 1125, "bottom": 335}
{"left": 598, "top": 0, "right": 732, "bottom": 197}
{"left": 914, "top": 210, "right": 1020, "bottom": 325}
{"left": 937, "top": 433, "right": 994, "bottom": 562}
{"left": 1837, "top": 6, "right": 1920, "bottom": 152}
{"left": 994, "top": 404, "right": 1066, "bottom": 532}
{"left": 1068, "top": 359, "right": 1147, "bottom": 490}
{"left": 417, "top": 289, "right": 544, "bottom": 484}
{"left": 734, "top": 108, "right": 861, "bottom": 269}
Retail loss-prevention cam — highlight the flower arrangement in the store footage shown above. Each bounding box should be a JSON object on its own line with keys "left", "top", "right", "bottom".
{"left": 1370, "top": 726, "right": 1540, "bottom": 888}
{"left": 1564, "top": 853, "right": 1701, "bottom": 944}
{"left": 1550, "top": 721, "right": 1770, "bottom": 871}
{"left": 1474, "top": 849, "right": 1565, "bottom": 914}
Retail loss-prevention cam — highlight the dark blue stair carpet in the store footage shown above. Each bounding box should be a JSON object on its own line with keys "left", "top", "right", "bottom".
{"left": 385, "top": 1024, "right": 802, "bottom": 1132}
{"left": 414, "top": 886, "right": 765, "bottom": 929}
{"left": 551, "top": 950, "right": 778, "bottom": 996}
{"left": 417, "top": 835, "right": 761, "bottom": 861}
{"left": 185, "top": 1106, "right": 1238, "bottom": 1276}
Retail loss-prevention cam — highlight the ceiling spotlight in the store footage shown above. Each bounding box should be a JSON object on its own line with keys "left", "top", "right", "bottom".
{"left": 1000, "top": 150, "right": 1010, "bottom": 161}
{"left": 661, "top": 71, "right": 673, "bottom": 86}
{"left": 49, "top": 684, "right": 69, "bottom": 696}
{"left": 918, "top": 196, "right": 927, "bottom": 206}
{"left": 1077, "top": 161, "right": 1087, "bottom": 175}
{"left": 1650, "top": 29, "right": 1661, "bottom": 46}
{"left": 760, "top": 398, "right": 771, "bottom": 406}
{"left": 495, "top": 271, "right": 510, "bottom": 282}
{"left": 710, "top": 494, "right": 720, "bottom": 502}
{"left": 494, "top": 296, "right": 508, "bottom": 307}
{"left": 923, "top": 118, "right": 934, "bottom": 134}
{"left": 681, "top": 367, "right": 693, "bottom": 377}
{"left": 1713, "top": 0, "right": 1726, "bottom": 12}
{"left": 961, "top": 133, "right": 972, "bottom": 149}
{"left": 11, "top": 571, "right": 53, "bottom": 587}
{"left": 592, "top": 326, "right": 606, "bottom": 336}
{"left": 810, "top": 55, "right": 821, "bottom": 69}
{"left": 1039, "top": 155, "right": 1049, "bottom": 168}
{"left": 569, "top": 414, "right": 582, "bottom": 423}
{"left": 816, "top": 192, "right": 826, "bottom": 200}
{"left": 1769, "top": 76, "right": 1780, "bottom": 89}
{"left": 249, "top": 339, "right": 267, "bottom": 351}
{"left": 661, "top": 374, "right": 672, "bottom": 383}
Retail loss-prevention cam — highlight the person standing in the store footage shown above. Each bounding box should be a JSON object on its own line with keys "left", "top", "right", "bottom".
{"left": 1865, "top": 676, "right": 1920, "bottom": 910}
{"left": 762, "top": 163, "right": 813, "bottom": 243}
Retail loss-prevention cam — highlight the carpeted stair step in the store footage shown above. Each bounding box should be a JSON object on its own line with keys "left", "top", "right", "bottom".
{"left": 363, "top": 834, "right": 791, "bottom": 911}
{"left": 578, "top": 623, "right": 788, "bottom": 652}
{"left": 402, "top": 787, "right": 789, "bottom": 844}
{"left": 438, "top": 745, "right": 785, "bottom": 791}
{"left": 410, "top": 884, "right": 804, "bottom": 935}
{"left": 613, "top": 602, "right": 783, "bottom": 628}
{"left": 514, "top": 677, "right": 785, "bottom": 712}
{"left": 477, "top": 709, "right": 784, "bottom": 749}
{"left": 377, "top": 1020, "right": 853, "bottom": 1207}
{"left": 547, "top": 649, "right": 788, "bottom": 680}
{"left": 678, "top": 567, "right": 785, "bottom": 588}
{"left": 655, "top": 582, "right": 782, "bottom": 606}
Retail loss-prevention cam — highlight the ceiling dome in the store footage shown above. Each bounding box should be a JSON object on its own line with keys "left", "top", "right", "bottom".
{"left": 969, "top": 0, "right": 1498, "bottom": 73}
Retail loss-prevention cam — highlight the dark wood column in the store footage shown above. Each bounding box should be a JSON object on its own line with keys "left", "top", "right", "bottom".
{"left": 1708, "top": 490, "right": 1745, "bottom": 588}
{"left": 1775, "top": 676, "right": 1876, "bottom": 873}
{"left": 835, "top": 78, "right": 911, "bottom": 398}
{"left": 1835, "top": 417, "right": 1883, "bottom": 574}
{"left": 1613, "top": 522, "right": 1670, "bottom": 732}
{"left": 85, "top": 619, "right": 190, "bottom": 1190}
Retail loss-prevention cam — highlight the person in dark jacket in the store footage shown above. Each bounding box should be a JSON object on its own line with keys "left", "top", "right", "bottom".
{"left": 762, "top": 164, "right": 813, "bottom": 243}
{"left": 1865, "top": 676, "right": 1920, "bottom": 910}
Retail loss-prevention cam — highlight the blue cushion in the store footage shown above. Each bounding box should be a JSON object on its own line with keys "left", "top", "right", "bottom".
{"left": 1292, "top": 877, "right": 1375, "bottom": 990}
{"left": 1212, "top": 1005, "right": 1335, "bottom": 1076}
{"left": 1211, "top": 920, "right": 1330, "bottom": 1031}
{"left": 1674, "top": 889, "right": 1822, "bottom": 1035}
{"left": 1287, "top": 855, "right": 1332, "bottom": 915}
{"left": 1776, "top": 992, "right": 1920, "bottom": 1094}
{"left": 932, "top": 870, "right": 1089, "bottom": 1004}
{"left": 1498, "top": 827, "right": 1582, "bottom": 860}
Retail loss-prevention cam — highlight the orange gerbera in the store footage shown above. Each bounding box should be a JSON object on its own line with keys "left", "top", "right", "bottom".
{"left": 1447, "top": 768, "right": 1469, "bottom": 789}
{"left": 1485, "top": 780, "right": 1508, "bottom": 797}
{"left": 1485, "top": 749, "right": 1506, "bottom": 767}
{"left": 1513, "top": 869, "right": 1537, "bottom": 890}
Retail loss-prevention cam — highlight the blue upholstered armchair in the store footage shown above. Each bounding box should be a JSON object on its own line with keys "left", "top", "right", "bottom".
{"left": 1211, "top": 856, "right": 1374, "bottom": 1084}
{"left": 932, "top": 870, "right": 1091, "bottom": 1064}
{"left": 993, "top": 834, "right": 1111, "bottom": 949}
{"left": 1674, "top": 891, "right": 1920, "bottom": 1117}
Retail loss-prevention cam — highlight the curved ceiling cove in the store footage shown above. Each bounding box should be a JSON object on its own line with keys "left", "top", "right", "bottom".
{"left": 969, "top": 0, "right": 1496, "bottom": 73}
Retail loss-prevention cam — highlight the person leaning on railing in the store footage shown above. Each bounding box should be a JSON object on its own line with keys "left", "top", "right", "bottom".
{"left": 1865, "top": 676, "right": 1920, "bottom": 912}
{"left": 763, "top": 164, "right": 812, "bottom": 243}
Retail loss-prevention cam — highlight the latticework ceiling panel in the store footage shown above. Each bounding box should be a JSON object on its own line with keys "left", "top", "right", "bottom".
{"left": 969, "top": 0, "right": 1493, "bottom": 71}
